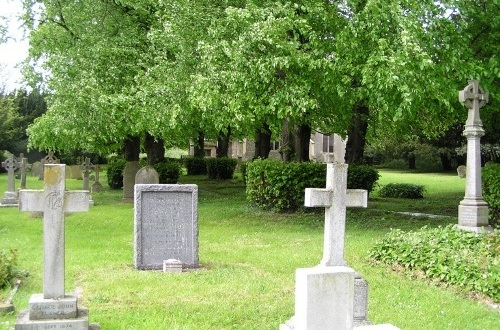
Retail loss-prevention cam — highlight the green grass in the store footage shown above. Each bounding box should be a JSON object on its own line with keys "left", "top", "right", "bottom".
{"left": 0, "top": 170, "right": 498, "bottom": 329}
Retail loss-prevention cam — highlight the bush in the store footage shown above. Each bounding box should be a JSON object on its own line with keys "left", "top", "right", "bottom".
{"left": 347, "top": 164, "right": 380, "bottom": 194}
{"left": 0, "top": 249, "right": 19, "bottom": 289}
{"left": 483, "top": 163, "right": 500, "bottom": 228}
{"left": 184, "top": 157, "right": 207, "bottom": 175}
{"left": 379, "top": 183, "right": 425, "bottom": 199}
{"left": 153, "top": 161, "right": 181, "bottom": 184}
{"left": 240, "top": 162, "right": 248, "bottom": 184}
{"left": 107, "top": 156, "right": 126, "bottom": 189}
{"left": 368, "top": 225, "right": 500, "bottom": 302}
{"left": 206, "top": 157, "right": 238, "bottom": 180}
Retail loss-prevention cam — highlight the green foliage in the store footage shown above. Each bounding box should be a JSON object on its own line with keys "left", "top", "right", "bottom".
{"left": 246, "top": 159, "right": 325, "bottom": 211}
{"left": 347, "top": 164, "right": 380, "bottom": 194}
{"left": 106, "top": 156, "right": 126, "bottom": 189}
{"left": 368, "top": 225, "right": 500, "bottom": 302}
{"left": 483, "top": 163, "right": 500, "bottom": 228}
{"left": 153, "top": 160, "right": 181, "bottom": 184}
{"left": 184, "top": 157, "right": 207, "bottom": 175}
{"left": 379, "top": 183, "right": 426, "bottom": 199}
{"left": 0, "top": 248, "right": 18, "bottom": 289}
{"left": 240, "top": 161, "right": 248, "bottom": 184}
{"left": 206, "top": 157, "right": 238, "bottom": 180}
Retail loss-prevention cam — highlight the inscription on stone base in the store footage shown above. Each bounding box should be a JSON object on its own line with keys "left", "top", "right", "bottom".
{"left": 15, "top": 308, "right": 89, "bottom": 330}
{"left": 29, "top": 294, "right": 77, "bottom": 320}
{"left": 458, "top": 204, "right": 489, "bottom": 227}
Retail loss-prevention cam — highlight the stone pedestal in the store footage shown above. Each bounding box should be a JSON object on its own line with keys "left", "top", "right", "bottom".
{"left": 15, "top": 294, "right": 98, "bottom": 330}
{"left": 458, "top": 201, "right": 491, "bottom": 233}
{"left": 0, "top": 191, "right": 18, "bottom": 207}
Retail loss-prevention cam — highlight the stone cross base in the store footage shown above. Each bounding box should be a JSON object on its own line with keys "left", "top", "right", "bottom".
{"left": 15, "top": 294, "right": 99, "bottom": 330}
{"left": 458, "top": 202, "right": 493, "bottom": 233}
{"left": 0, "top": 191, "right": 19, "bottom": 207}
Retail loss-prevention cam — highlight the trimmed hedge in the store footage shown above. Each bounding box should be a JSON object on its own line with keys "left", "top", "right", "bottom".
{"left": 184, "top": 157, "right": 207, "bottom": 175}
{"left": 107, "top": 156, "right": 126, "bottom": 189}
{"left": 246, "top": 159, "right": 379, "bottom": 211}
{"left": 483, "top": 163, "right": 500, "bottom": 228}
{"left": 206, "top": 157, "right": 238, "bottom": 180}
{"left": 153, "top": 160, "right": 181, "bottom": 184}
{"left": 379, "top": 183, "right": 425, "bottom": 199}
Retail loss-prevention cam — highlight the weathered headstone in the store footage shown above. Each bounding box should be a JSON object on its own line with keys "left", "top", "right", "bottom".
{"left": 91, "top": 165, "right": 103, "bottom": 193}
{"left": 134, "top": 184, "right": 199, "bottom": 270}
{"left": 1, "top": 153, "right": 19, "bottom": 207}
{"left": 80, "top": 157, "right": 95, "bottom": 191}
{"left": 39, "top": 151, "right": 59, "bottom": 180}
{"left": 135, "top": 166, "right": 160, "bottom": 184}
{"left": 457, "top": 80, "right": 492, "bottom": 233}
{"left": 31, "top": 161, "right": 43, "bottom": 177}
{"left": 71, "top": 165, "right": 83, "bottom": 180}
{"left": 457, "top": 165, "right": 466, "bottom": 178}
{"left": 18, "top": 155, "right": 31, "bottom": 190}
{"left": 280, "top": 134, "right": 398, "bottom": 330}
{"left": 16, "top": 164, "right": 98, "bottom": 329}
{"left": 123, "top": 161, "right": 140, "bottom": 202}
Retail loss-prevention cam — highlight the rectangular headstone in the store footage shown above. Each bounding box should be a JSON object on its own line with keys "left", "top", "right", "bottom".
{"left": 134, "top": 184, "right": 198, "bottom": 270}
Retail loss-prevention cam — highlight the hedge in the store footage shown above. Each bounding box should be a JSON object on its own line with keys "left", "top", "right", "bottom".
{"left": 483, "top": 163, "right": 500, "bottom": 228}
{"left": 206, "top": 157, "right": 238, "bottom": 180}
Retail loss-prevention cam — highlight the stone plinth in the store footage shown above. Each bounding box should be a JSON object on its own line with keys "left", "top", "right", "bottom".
{"left": 29, "top": 294, "right": 78, "bottom": 320}
{"left": 15, "top": 306, "right": 89, "bottom": 330}
{"left": 1, "top": 191, "right": 19, "bottom": 207}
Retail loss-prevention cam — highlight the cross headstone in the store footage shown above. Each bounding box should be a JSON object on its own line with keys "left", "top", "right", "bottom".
{"left": 91, "top": 164, "right": 103, "bottom": 193}
{"left": 80, "top": 157, "right": 95, "bottom": 191}
{"left": 19, "top": 165, "right": 90, "bottom": 299}
{"left": 457, "top": 80, "right": 492, "bottom": 233}
{"left": 39, "top": 151, "right": 59, "bottom": 180}
{"left": 17, "top": 153, "right": 31, "bottom": 189}
{"left": 1, "top": 153, "right": 20, "bottom": 206}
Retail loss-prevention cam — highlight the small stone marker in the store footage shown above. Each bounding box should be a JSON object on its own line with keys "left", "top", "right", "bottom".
{"left": 31, "top": 161, "right": 42, "bottom": 177}
{"left": 280, "top": 134, "right": 398, "bottom": 330}
{"left": 457, "top": 165, "right": 466, "bottom": 178}
{"left": 16, "top": 164, "right": 98, "bottom": 329}
{"left": 1, "top": 153, "right": 19, "bottom": 207}
{"left": 457, "top": 80, "right": 492, "bottom": 233}
{"left": 91, "top": 165, "right": 103, "bottom": 193}
{"left": 39, "top": 151, "right": 59, "bottom": 180}
{"left": 123, "top": 161, "right": 140, "bottom": 202}
{"left": 134, "top": 184, "right": 199, "bottom": 270}
{"left": 135, "top": 165, "right": 160, "bottom": 184}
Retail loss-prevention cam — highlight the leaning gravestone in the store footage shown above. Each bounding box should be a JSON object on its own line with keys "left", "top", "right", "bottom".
{"left": 16, "top": 164, "right": 99, "bottom": 329}
{"left": 1, "top": 153, "right": 19, "bottom": 207}
{"left": 457, "top": 80, "right": 492, "bottom": 233}
{"left": 123, "top": 161, "right": 140, "bottom": 202}
{"left": 134, "top": 184, "right": 199, "bottom": 270}
{"left": 135, "top": 166, "right": 160, "bottom": 184}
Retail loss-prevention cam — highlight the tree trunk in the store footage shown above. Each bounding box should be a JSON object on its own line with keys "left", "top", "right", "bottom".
{"left": 193, "top": 131, "right": 205, "bottom": 158}
{"left": 145, "top": 132, "right": 165, "bottom": 165}
{"left": 216, "top": 125, "right": 231, "bottom": 158}
{"left": 294, "top": 123, "right": 311, "bottom": 162}
{"left": 254, "top": 123, "right": 271, "bottom": 159}
{"left": 122, "top": 135, "right": 140, "bottom": 161}
{"left": 346, "top": 102, "right": 369, "bottom": 164}
{"left": 280, "top": 118, "right": 295, "bottom": 161}
{"left": 439, "top": 153, "right": 452, "bottom": 171}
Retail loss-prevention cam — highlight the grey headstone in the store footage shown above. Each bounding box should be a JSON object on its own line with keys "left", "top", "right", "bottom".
{"left": 71, "top": 165, "right": 83, "bottom": 180}
{"left": 134, "top": 184, "right": 199, "bottom": 270}
{"left": 31, "top": 161, "right": 43, "bottom": 177}
{"left": 457, "top": 165, "right": 466, "bottom": 178}
{"left": 123, "top": 161, "right": 140, "bottom": 201}
{"left": 135, "top": 166, "right": 159, "bottom": 184}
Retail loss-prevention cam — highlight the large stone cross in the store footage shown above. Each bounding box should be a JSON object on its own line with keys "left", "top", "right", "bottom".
{"left": 2, "top": 153, "right": 19, "bottom": 192}
{"left": 459, "top": 79, "right": 489, "bottom": 127}
{"left": 304, "top": 135, "right": 367, "bottom": 266}
{"left": 80, "top": 157, "right": 95, "bottom": 191}
{"left": 19, "top": 164, "right": 90, "bottom": 299}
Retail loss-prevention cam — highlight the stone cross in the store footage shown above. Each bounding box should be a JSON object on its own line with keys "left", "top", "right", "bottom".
{"left": 39, "top": 151, "right": 59, "bottom": 180}
{"left": 17, "top": 153, "right": 31, "bottom": 189}
{"left": 91, "top": 164, "right": 103, "bottom": 193}
{"left": 2, "top": 153, "right": 19, "bottom": 193}
{"left": 80, "top": 157, "right": 95, "bottom": 191}
{"left": 19, "top": 164, "right": 90, "bottom": 299}
{"left": 457, "top": 80, "right": 492, "bottom": 232}
{"left": 304, "top": 135, "right": 367, "bottom": 266}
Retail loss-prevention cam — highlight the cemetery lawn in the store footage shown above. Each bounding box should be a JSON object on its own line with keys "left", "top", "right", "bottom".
{"left": 0, "top": 170, "right": 498, "bottom": 329}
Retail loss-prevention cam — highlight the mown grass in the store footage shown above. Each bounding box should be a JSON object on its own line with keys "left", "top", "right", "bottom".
{"left": 0, "top": 169, "right": 498, "bottom": 329}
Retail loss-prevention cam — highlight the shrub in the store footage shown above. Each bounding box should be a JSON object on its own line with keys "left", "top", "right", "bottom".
{"left": 153, "top": 161, "right": 181, "bottom": 184}
{"left": 0, "top": 249, "right": 19, "bottom": 289}
{"left": 240, "top": 162, "right": 248, "bottom": 184}
{"left": 206, "top": 157, "right": 238, "bottom": 180}
{"left": 107, "top": 156, "right": 126, "bottom": 189}
{"left": 347, "top": 164, "right": 380, "bottom": 194}
{"left": 483, "top": 163, "right": 500, "bottom": 228}
{"left": 379, "top": 183, "right": 425, "bottom": 199}
{"left": 368, "top": 225, "right": 500, "bottom": 302}
{"left": 184, "top": 157, "right": 207, "bottom": 175}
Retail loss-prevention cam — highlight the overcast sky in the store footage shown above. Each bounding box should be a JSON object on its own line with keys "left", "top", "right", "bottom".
{"left": 0, "top": 0, "right": 29, "bottom": 92}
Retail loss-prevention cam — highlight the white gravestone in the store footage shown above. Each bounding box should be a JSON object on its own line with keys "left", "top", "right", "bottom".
{"left": 134, "top": 184, "right": 199, "bottom": 270}
{"left": 281, "top": 135, "right": 398, "bottom": 330}
{"left": 1, "top": 153, "right": 19, "bottom": 207}
{"left": 16, "top": 164, "right": 98, "bottom": 330}
{"left": 457, "top": 80, "right": 492, "bottom": 233}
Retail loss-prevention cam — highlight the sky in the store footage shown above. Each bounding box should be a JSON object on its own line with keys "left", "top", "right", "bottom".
{"left": 0, "top": 0, "right": 29, "bottom": 92}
